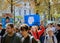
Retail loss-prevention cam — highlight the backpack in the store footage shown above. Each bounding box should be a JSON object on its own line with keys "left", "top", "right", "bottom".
{"left": 21, "top": 36, "right": 40, "bottom": 43}
{"left": 30, "top": 36, "right": 40, "bottom": 43}
{"left": 45, "top": 36, "right": 55, "bottom": 43}
{"left": 0, "top": 36, "right": 1, "bottom": 43}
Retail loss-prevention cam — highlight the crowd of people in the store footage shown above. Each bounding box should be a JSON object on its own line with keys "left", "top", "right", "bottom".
{"left": 0, "top": 21, "right": 60, "bottom": 43}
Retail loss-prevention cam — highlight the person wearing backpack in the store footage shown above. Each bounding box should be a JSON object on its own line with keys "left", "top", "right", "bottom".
{"left": 0, "top": 23, "right": 6, "bottom": 43}
{"left": 2, "top": 23, "right": 22, "bottom": 43}
{"left": 55, "top": 23, "right": 60, "bottom": 43}
{"left": 44, "top": 27, "right": 57, "bottom": 43}
{"left": 20, "top": 24, "right": 38, "bottom": 43}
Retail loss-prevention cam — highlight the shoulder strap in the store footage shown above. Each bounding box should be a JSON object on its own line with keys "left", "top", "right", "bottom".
{"left": 45, "top": 36, "right": 48, "bottom": 43}
{"left": 2, "top": 33, "right": 7, "bottom": 43}
{"left": 52, "top": 36, "right": 55, "bottom": 43}
{"left": 46, "top": 36, "right": 48, "bottom": 40}
{"left": 30, "top": 36, "right": 41, "bottom": 43}
{"left": 21, "top": 38, "right": 24, "bottom": 43}
{"left": 30, "top": 36, "right": 33, "bottom": 43}
{"left": 0, "top": 36, "right": 1, "bottom": 43}
{"left": 38, "top": 40, "right": 40, "bottom": 43}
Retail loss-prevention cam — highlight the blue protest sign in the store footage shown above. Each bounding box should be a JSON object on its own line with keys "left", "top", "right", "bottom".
{"left": 24, "top": 15, "right": 40, "bottom": 26}
{"left": 1, "top": 18, "right": 6, "bottom": 29}
{"left": 1, "top": 18, "right": 13, "bottom": 29}
{"left": 10, "top": 18, "right": 14, "bottom": 23}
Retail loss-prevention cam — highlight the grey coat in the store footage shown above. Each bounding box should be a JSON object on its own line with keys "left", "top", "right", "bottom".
{"left": 2, "top": 33, "right": 22, "bottom": 43}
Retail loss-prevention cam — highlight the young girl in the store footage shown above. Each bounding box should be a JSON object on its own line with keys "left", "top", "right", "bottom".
{"left": 44, "top": 27, "right": 57, "bottom": 43}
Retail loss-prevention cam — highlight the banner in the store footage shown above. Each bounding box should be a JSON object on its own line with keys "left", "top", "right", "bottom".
{"left": 24, "top": 15, "right": 40, "bottom": 26}
{"left": 1, "top": 18, "right": 13, "bottom": 29}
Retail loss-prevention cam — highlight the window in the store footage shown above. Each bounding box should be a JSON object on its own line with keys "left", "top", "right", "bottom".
{"left": 19, "top": 9, "right": 21, "bottom": 15}
{"left": 29, "top": 9, "right": 31, "bottom": 15}
{"left": 24, "top": 10, "right": 26, "bottom": 15}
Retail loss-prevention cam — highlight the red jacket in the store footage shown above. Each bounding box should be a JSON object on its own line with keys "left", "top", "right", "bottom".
{"left": 31, "top": 26, "right": 45, "bottom": 40}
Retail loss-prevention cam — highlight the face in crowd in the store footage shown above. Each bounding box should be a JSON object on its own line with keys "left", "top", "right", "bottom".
{"left": 48, "top": 30, "right": 54, "bottom": 36}
{"left": 56, "top": 24, "right": 60, "bottom": 30}
{"left": 20, "top": 24, "right": 29, "bottom": 37}
{"left": 46, "top": 27, "right": 54, "bottom": 36}
{"left": 6, "top": 17, "right": 10, "bottom": 23}
{"left": 31, "top": 26, "right": 38, "bottom": 32}
{"left": 6, "top": 24, "right": 14, "bottom": 34}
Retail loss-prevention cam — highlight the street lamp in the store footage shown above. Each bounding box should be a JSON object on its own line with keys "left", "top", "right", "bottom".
{"left": 11, "top": 0, "right": 16, "bottom": 24}
{"left": 48, "top": 0, "right": 53, "bottom": 21}
{"left": 11, "top": 0, "right": 13, "bottom": 13}
{"left": 48, "top": 2, "right": 51, "bottom": 20}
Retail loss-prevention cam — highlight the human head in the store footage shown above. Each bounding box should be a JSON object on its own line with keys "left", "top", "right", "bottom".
{"left": 6, "top": 17, "right": 10, "bottom": 23}
{"left": 31, "top": 26, "right": 38, "bottom": 32}
{"left": 46, "top": 27, "right": 54, "bottom": 36}
{"left": 14, "top": 26, "right": 19, "bottom": 33}
{"left": 20, "top": 24, "right": 29, "bottom": 37}
{"left": 6, "top": 23, "right": 14, "bottom": 34}
{"left": 56, "top": 23, "right": 60, "bottom": 30}
{"left": 49, "top": 23, "right": 53, "bottom": 27}
{"left": 41, "top": 20, "right": 44, "bottom": 25}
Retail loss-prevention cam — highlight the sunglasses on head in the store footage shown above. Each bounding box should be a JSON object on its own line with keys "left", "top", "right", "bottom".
{"left": 20, "top": 27, "right": 26, "bottom": 31}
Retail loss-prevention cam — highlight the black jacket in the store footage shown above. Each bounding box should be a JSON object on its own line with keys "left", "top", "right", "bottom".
{"left": 56, "top": 30, "right": 60, "bottom": 43}
{"left": 0, "top": 29, "right": 6, "bottom": 36}
{"left": 21, "top": 35, "right": 38, "bottom": 43}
